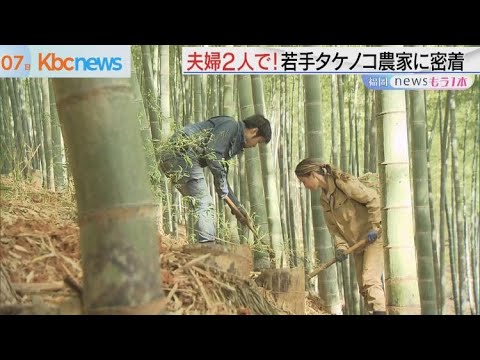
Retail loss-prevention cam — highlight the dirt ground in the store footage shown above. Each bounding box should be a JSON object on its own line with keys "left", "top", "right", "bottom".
{"left": 0, "top": 175, "right": 327, "bottom": 315}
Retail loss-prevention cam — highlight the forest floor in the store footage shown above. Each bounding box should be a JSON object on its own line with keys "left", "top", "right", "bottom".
{"left": 0, "top": 174, "right": 327, "bottom": 315}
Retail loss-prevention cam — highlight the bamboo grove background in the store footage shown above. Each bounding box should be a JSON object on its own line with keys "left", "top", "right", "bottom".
{"left": 0, "top": 45, "right": 478, "bottom": 315}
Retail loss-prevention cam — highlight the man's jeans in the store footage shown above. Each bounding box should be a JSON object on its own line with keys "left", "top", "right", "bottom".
{"left": 160, "top": 152, "right": 215, "bottom": 243}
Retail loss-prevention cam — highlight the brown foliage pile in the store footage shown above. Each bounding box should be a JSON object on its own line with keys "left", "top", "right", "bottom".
{"left": 1, "top": 175, "right": 324, "bottom": 315}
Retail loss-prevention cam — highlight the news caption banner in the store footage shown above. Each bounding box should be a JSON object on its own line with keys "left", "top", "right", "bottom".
{"left": 182, "top": 46, "right": 480, "bottom": 90}
{"left": 0, "top": 45, "right": 130, "bottom": 78}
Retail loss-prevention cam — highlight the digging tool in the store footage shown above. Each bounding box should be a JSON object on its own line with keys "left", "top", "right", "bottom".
{"left": 224, "top": 195, "right": 259, "bottom": 240}
{"left": 307, "top": 239, "right": 368, "bottom": 280}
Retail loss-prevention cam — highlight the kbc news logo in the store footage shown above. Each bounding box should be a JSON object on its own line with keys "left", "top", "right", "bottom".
{"left": 38, "top": 52, "right": 123, "bottom": 71}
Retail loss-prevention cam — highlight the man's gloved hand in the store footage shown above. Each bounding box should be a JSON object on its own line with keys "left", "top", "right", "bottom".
{"left": 223, "top": 193, "right": 250, "bottom": 224}
{"left": 367, "top": 229, "right": 378, "bottom": 244}
{"left": 335, "top": 248, "right": 348, "bottom": 262}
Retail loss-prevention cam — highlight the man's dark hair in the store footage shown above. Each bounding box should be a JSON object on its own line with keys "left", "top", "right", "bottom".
{"left": 242, "top": 114, "right": 272, "bottom": 143}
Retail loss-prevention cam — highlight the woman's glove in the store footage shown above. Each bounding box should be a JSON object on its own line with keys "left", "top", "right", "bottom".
{"left": 335, "top": 248, "right": 348, "bottom": 262}
{"left": 367, "top": 229, "right": 378, "bottom": 244}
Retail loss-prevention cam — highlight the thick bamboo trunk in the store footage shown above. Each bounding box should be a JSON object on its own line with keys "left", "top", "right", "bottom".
{"left": 53, "top": 78, "right": 165, "bottom": 314}
{"left": 252, "top": 75, "right": 285, "bottom": 267}
{"left": 330, "top": 76, "right": 339, "bottom": 167}
{"left": 223, "top": 73, "right": 241, "bottom": 244}
{"left": 449, "top": 93, "right": 468, "bottom": 314}
{"left": 49, "top": 80, "right": 65, "bottom": 191}
{"left": 409, "top": 90, "right": 437, "bottom": 314}
{"left": 41, "top": 78, "right": 54, "bottom": 191}
{"left": 338, "top": 76, "right": 347, "bottom": 172}
{"left": 304, "top": 74, "right": 341, "bottom": 314}
{"left": 363, "top": 88, "right": 370, "bottom": 173}
{"left": 237, "top": 75, "right": 271, "bottom": 270}
{"left": 377, "top": 87, "right": 420, "bottom": 315}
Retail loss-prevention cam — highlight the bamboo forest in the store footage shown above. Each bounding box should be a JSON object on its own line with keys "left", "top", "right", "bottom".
{"left": 0, "top": 45, "right": 478, "bottom": 315}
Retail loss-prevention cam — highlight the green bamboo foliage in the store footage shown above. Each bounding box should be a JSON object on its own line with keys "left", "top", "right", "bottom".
{"left": 52, "top": 78, "right": 164, "bottom": 314}
{"left": 409, "top": 90, "right": 437, "bottom": 314}
{"left": 130, "top": 61, "right": 157, "bottom": 175}
{"left": 237, "top": 75, "right": 271, "bottom": 270}
{"left": 449, "top": 93, "right": 468, "bottom": 314}
{"left": 377, "top": 89, "right": 420, "bottom": 315}
{"left": 304, "top": 75, "right": 341, "bottom": 314}
{"left": 48, "top": 80, "right": 65, "bottom": 191}
{"left": 251, "top": 75, "right": 285, "bottom": 268}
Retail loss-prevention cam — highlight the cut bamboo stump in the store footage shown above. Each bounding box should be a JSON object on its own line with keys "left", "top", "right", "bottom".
{"left": 182, "top": 243, "right": 253, "bottom": 278}
{"left": 255, "top": 267, "right": 305, "bottom": 314}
